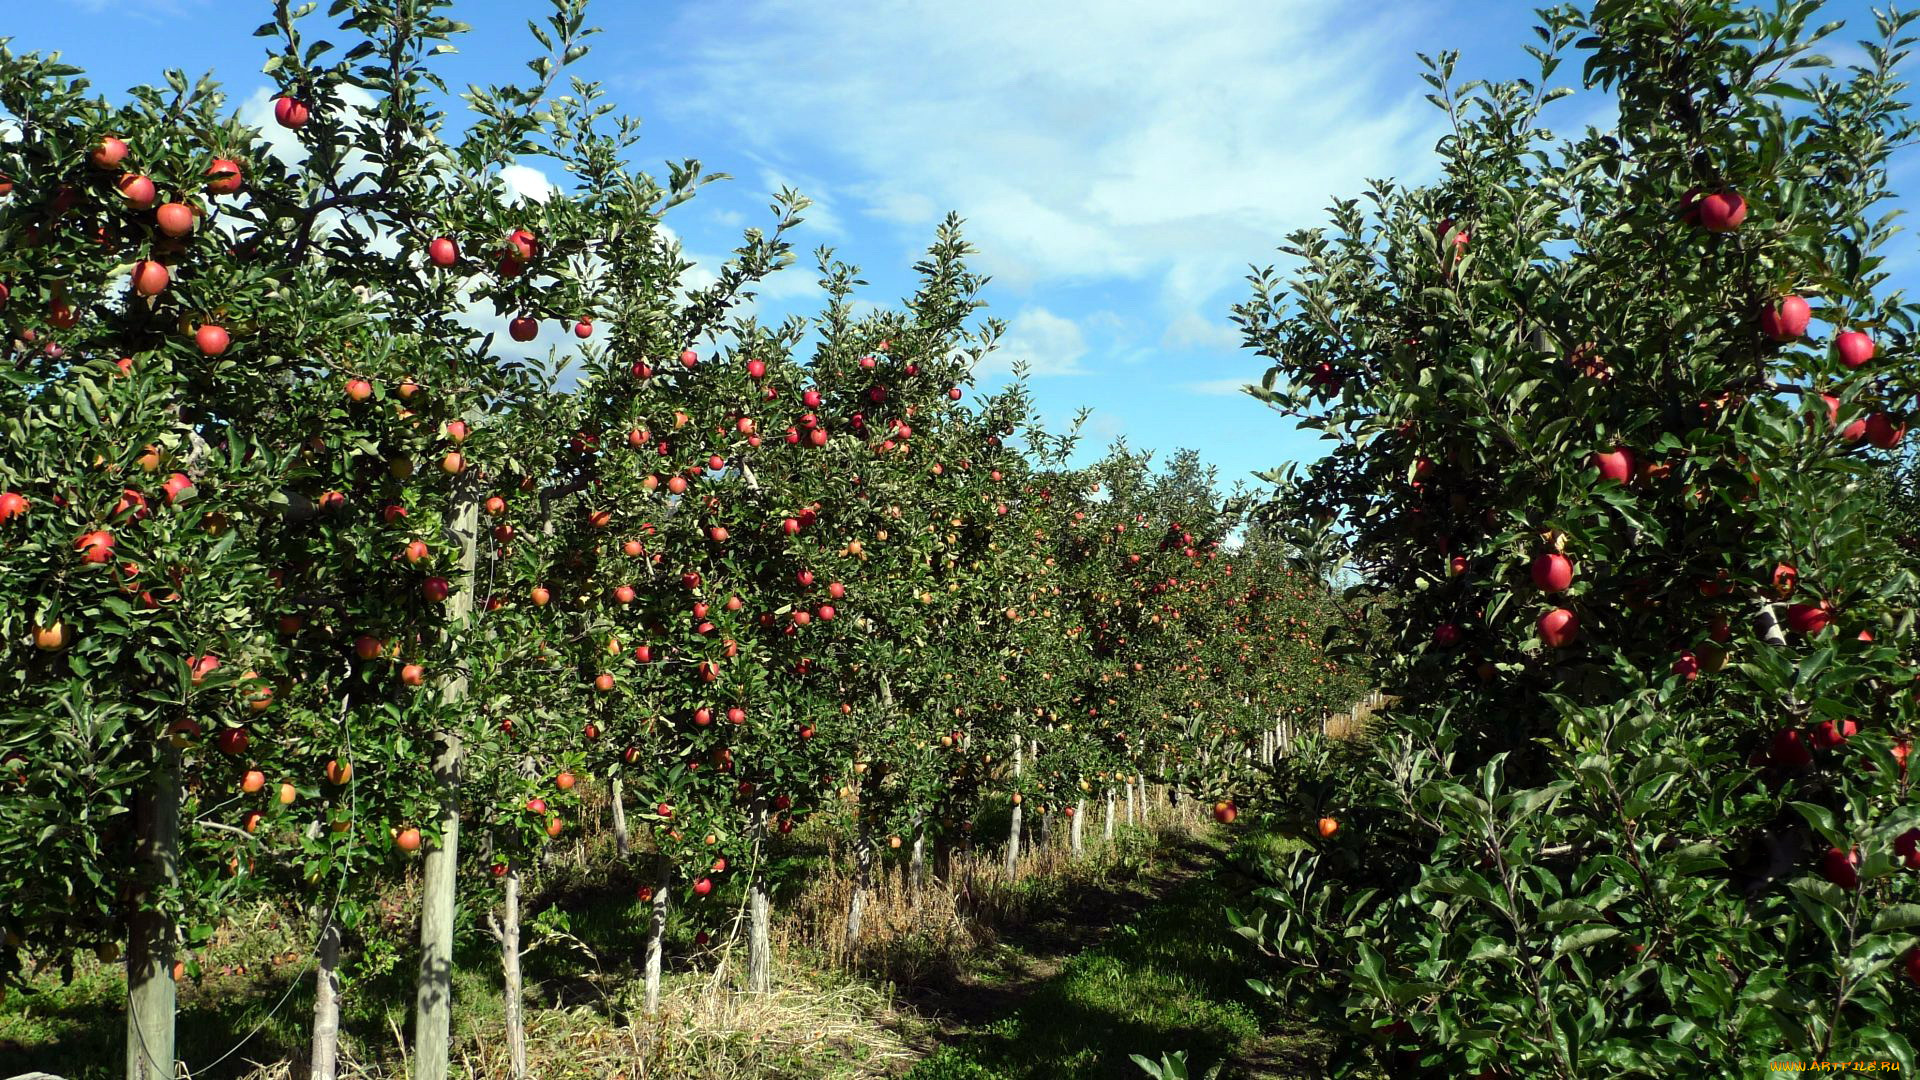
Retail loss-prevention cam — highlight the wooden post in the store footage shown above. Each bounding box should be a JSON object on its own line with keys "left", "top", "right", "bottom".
{"left": 412, "top": 492, "right": 478, "bottom": 1080}
{"left": 125, "top": 751, "right": 179, "bottom": 1080}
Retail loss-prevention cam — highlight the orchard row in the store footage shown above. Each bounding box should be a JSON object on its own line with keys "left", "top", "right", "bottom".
{"left": 0, "top": 6, "right": 1364, "bottom": 1078}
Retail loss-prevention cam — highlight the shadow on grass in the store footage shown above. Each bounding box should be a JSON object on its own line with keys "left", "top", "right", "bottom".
{"left": 903, "top": 829, "right": 1336, "bottom": 1080}
{"left": 0, "top": 963, "right": 315, "bottom": 1080}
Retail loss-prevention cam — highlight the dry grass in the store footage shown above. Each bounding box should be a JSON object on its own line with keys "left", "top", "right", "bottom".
{"left": 789, "top": 803, "right": 1208, "bottom": 982}
{"left": 1323, "top": 692, "right": 1395, "bottom": 740}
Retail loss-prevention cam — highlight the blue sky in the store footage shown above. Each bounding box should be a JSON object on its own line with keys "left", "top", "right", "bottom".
{"left": 13, "top": 0, "right": 1920, "bottom": 495}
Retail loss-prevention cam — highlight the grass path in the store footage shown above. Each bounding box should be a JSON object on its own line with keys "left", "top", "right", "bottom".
{"left": 897, "top": 827, "right": 1332, "bottom": 1080}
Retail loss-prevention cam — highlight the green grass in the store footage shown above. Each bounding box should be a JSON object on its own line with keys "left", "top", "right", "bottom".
{"left": 905, "top": 827, "right": 1332, "bottom": 1080}
{"left": 0, "top": 823, "right": 1337, "bottom": 1079}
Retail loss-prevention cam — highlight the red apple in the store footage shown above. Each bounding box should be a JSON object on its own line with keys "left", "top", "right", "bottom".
{"left": 401, "top": 663, "right": 426, "bottom": 687}
{"left": 1785, "top": 601, "right": 1834, "bottom": 636}
{"left": 1695, "top": 191, "right": 1747, "bottom": 232}
{"left": 1810, "top": 717, "right": 1858, "bottom": 749}
{"left": 155, "top": 202, "right": 195, "bottom": 237}
{"left": 75, "top": 529, "right": 115, "bottom": 564}
{"left": 1538, "top": 607, "right": 1579, "bottom": 648}
{"left": 1530, "top": 553, "right": 1573, "bottom": 593}
{"left": 509, "top": 317, "right": 537, "bottom": 342}
{"left": 117, "top": 173, "right": 157, "bottom": 210}
{"left": 1760, "top": 295, "right": 1811, "bottom": 342}
{"left": 1432, "top": 623, "right": 1461, "bottom": 648}
{"left": 273, "top": 97, "right": 310, "bottom": 128}
{"left": 421, "top": 576, "right": 451, "bottom": 603}
{"left": 90, "top": 136, "right": 130, "bottom": 169}
{"left": 1866, "top": 412, "right": 1905, "bottom": 450}
{"left": 1668, "top": 650, "right": 1700, "bottom": 680}
{"left": 1591, "top": 447, "right": 1634, "bottom": 484}
{"left": 1769, "top": 728, "right": 1813, "bottom": 768}
{"left": 1821, "top": 846, "right": 1861, "bottom": 891}
{"left": 1835, "top": 330, "right": 1875, "bottom": 369}
{"left": 196, "top": 324, "right": 230, "bottom": 356}
{"left": 205, "top": 158, "right": 244, "bottom": 195}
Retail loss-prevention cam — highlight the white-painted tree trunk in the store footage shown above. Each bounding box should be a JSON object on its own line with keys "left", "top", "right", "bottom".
{"left": 501, "top": 869, "right": 526, "bottom": 1079}
{"left": 1005, "top": 737, "right": 1024, "bottom": 878}
{"left": 909, "top": 820, "right": 927, "bottom": 891}
{"left": 125, "top": 755, "right": 179, "bottom": 1080}
{"left": 748, "top": 875, "right": 772, "bottom": 993}
{"left": 846, "top": 847, "right": 873, "bottom": 953}
{"left": 413, "top": 493, "right": 478, "bottom": 1080}
{"left": 1070, "top": 801, "right": 1085, "bottom": 856}
{"left": 309, "top": 915, "right": 342, "bottom": 1080}
{"left": 609, "top": 777, "right": 630, "bottom": 858}
{"left": 644, "top": 855, "right": 670, "bottom": 1014}
{"left": 1126, "top": 775, "right": 1137, "bottom": 826}
{"left": 1104, "top": 791, "right": 1116, "bottom": 841}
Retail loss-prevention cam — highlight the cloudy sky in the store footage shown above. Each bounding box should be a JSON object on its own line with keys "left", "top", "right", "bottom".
{"left": 13, "top": 0, "right": 1920, "bottom": 493}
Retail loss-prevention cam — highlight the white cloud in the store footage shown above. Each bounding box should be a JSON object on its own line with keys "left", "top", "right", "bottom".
{"left": 497, "top": 164, "right": 553, "bottom": 205}
{"left": 981, "top": 307, "right": 1089, "bottom": 376}
{"left": 638, "top": 0, "right": 1448, "bottom": 330}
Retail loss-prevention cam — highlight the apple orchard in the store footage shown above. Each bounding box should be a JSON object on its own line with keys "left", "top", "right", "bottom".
{"left": 0, "top": 3, "right": 1365, "bottom": 1078}
{"left": 8, "top": 0, "right": 1920, "bottom": 1077}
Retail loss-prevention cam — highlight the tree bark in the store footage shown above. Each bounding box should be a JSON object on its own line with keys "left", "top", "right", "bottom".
{"left": 1070, "top": 800, "right": 1085, "bottom": 856}
{"left": 1005, "top": 736, "right": 1024, "bottom": 878}
{"left": 748, "top": 875, "right": 772, "bottom": 993}
{"left": 909, "top": 819, "right": 927, "bottom": 892}
{"left": 501, "top": 869, "right": 526, "bottom": 1079}
{"left": 609, "top": 776, "right": 630, "bottom": 858}
{"left": 645, "top": 855, "right": 670, "bottom": 1014}
{"left": 845, "top": 847, "right": 872, "bottom": 954}
{"left": 125, "top": 753, "right": 179, "bottom": 1080}
{"left": 309, "top": 914, "right": 342, "bottom": 1080}
{"left": 413, "top": 491, "right": 478, "bottom": 1080}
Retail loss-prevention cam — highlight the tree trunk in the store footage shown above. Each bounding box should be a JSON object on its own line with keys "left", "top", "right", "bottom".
{"left": 1104, "top": 791, "right": 1116, "bottom": 842}
{"left": 748, "top": 875, "right": 772, "bottom": 993}
{"left": 1126, "top": 775, "right": 1137, "bottom": 826}
{"left": 845, "top": 847, "right": 872, "bottom": 954}
{"left": 413, "top": 491, "right": 478, "bottom": 1080}
{"left": 501, "top": 870, "right": 526, "bottom": 1079}
{"left": 1005, "top": 737, "right": 1024, "bottom": 879}
{"left": 909, "top": 819, "right": 927, "bottom": 892}
{"left": 1071, "top": 800, "right": 1085, "bottom": 856}
{"left": 609, "top": 776, "right": 630, "bottom": 858}
{"left": 645, "top": 855, "right": 670, "bottom": 1014}
{"left": 125, "top": 756, "right": 179, "bottom": 1080}
{"left": 309, "top": 914, "right": 342, "bottom": 1080}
